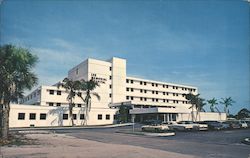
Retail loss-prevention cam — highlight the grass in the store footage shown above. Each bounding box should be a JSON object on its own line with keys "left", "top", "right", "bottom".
{"left": 0, "top": 131, "right": 38, "bottom": 146}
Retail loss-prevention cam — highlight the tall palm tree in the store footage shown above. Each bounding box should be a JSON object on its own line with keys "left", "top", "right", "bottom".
{"left": 207, "top": 98, "right": 218, "bottom": 112}
{"left": 0, "top": 45, "right": 38, "bottom": 139}
{"left": 184, "top": 93, "right": 206, "bottom": 121}
{"left": 78, "top": 79, "right": 100, "bottom": 125}
{"left": 220, "top": 97, "right": 235, "bottom": 116}
{"left": 57, "top": 78, "right": 81, "bottom": 126}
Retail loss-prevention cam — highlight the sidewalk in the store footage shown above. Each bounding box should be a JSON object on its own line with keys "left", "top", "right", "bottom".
{"left": 10, "top": 123, "right": 134, "bottom": 131}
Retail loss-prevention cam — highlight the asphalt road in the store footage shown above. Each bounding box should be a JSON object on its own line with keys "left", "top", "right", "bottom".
{"left": 53, "top": 125, "right": 250, "bottom": 158}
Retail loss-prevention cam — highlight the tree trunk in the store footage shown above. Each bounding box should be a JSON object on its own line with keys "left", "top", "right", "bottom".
{"left": 1, "top": 103, "right": 10, "bottom": 140}
{"left": 69, "top": 99, "right": 74, "bottom": 126}
{"left": 85, "top": 99, "right": 89, "bottom": 126}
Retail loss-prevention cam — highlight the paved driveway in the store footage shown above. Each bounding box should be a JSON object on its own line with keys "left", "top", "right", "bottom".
{"left": 54, "top": 126, "right": 250, "bottom": 158}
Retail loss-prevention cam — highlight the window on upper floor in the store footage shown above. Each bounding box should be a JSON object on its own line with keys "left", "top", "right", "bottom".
{"left": 163, "top": 85, "right": 165, "bottom": 88}
{"left": 78, "top": 104, "right": 81, "bottom": 107}
{"left": 57, "top": 91, "right": 61, "bottom": 95}
{"left": 109, "top": 76, "right": 112, "bottom": 80}
{"left": 109, "top": 67, "right": 112, "bottom": 71}
{"left": 140, "top": 81, "right": 143, "bottom": 85}
{"left": 156, "top": 84, "right": 158, "bottom": 87}
{"left": 152, "top": 98, "right": 155, "bottom": 102}
{"left": 49, "top": 102, "right": 53, "bottom": 106}
{"left": 109, "top": 94, "right": 112, "bottom": 98}
{"left": 126, "top": 79, "right": 129, "bottom": 83}
{"left": 126, "top": 96, "right": 129, "bottom": 100}
{"left": 106, "top": 114, "right": 110, "bottom": 120}
{"left": 140, "top": 97, "right": 143, "bottom": 101}
{"left": 176, "top": 94, "right": 179, "bottom": 96}
{"left": 144, "top": 82, "right": 147, "bottom": 85}
{"left": 126, "top": 88, "right": 129, "bottom": 91}
{"left": 130, "top": 80, "right": 133, "bottom": 84}
{"left": 56, "top": 103, "right": 61, "bottom": 107}
{"left": 131, "top": 96, "right": 134, "bottom": 100}
{"left": 109, "top": 85, "right": 112, "bottom": 89}
{"left": 144, "top": 90, "right": 147, "bottom": 93}
{"left": 156, "top": 99, "right": 158, "bottom": 102}
{"left": 144, "top": 98, "right": 147, "bottom": 101}
{"left": 152, "top": 91, "right": 155, "bottom": 94}
{"left": 163, "top": 92, "right": 165, "bottom": 95}
{"left": 140, "top": 89, "right": 143, "bottom": 93}
{"left": 152, "top": 83, "right": 154, "bottom": 86}
{"left": 156, "top": 91, "right": 158, "bottom": 94}
{"left": 49, "top": 90, "right": 54, "bottom": 95}
{"left": 131, "top": 88, "right": 134, "bottom": 92}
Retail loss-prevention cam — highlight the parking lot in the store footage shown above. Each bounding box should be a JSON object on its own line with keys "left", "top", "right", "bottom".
{"left": 53, "top": 124, "right": 250, "bottom": 158}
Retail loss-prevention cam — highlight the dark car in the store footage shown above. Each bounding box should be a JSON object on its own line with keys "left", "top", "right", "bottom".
{"left": 227, "top": 121, "right": 241, "bottom": 129}
{"left": 202, "top": 121, "right": 223, "bottom": 130}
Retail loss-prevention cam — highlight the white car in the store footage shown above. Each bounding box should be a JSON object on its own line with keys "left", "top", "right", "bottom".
{"left": 193, "top": 122, "right": 208, "bottom": 131}
{"left": 141, "top": 124, "right": 170, "bottom": 132}
{"left": 239, "top": 120, "right": 248, "bottom": 128}
{"left": 167, "top": 121, "right": 193, "bottom": 131}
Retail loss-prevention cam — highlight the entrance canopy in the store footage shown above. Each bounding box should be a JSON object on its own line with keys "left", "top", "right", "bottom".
{"left": 130, "top": 107, "right": 190, "bottom": 114}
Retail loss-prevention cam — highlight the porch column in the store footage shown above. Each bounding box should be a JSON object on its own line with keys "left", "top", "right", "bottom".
{"left": 163, "top": 114, "right": 166, "bottom": 122}
{"left": 170, "top": 114, "right": 172, "bottom": 121}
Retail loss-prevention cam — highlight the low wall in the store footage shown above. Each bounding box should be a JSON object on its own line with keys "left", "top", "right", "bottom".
{"left": 179, "top": 112, "right": 227, "bottom": 122}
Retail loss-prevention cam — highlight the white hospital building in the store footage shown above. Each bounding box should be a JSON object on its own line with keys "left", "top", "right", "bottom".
{"left": 9, "top": 57, "right": 226, "bottom": 127}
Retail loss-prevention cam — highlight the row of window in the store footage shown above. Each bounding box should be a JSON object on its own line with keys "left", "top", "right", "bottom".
{"left": 126, "top": 88, "right": 186, "bottom": 97}
{"left": 17, "top": 113, "right": 113, "bottom": 121}
{"left": 126, "top": 96, "right": 189, "bottom": 104}
{"left": 49, "top": 90, "right": 62, "bottom": 95}
{"left": 21, "top": 90, "right": 41, "bottom": 103}
{"left": 47, "top": 102, "right": 83, "bottom": 107}
{"left": 126, "top": 79, "right": 196, "bottom": 92}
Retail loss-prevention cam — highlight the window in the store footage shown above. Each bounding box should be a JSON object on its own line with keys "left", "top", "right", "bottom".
{"left": 49, "top": 90, "right": 54, "bottom": 95}
{"left": 167, "top": 92, "right": 169, "bottom": 95}
{"left": 126, "top": 88, "right": 129, "bottom": 91}
{"left": 163, "top": 92, "right": 165, "bottom": 95}
{"left": 131, "top": 96, "right": 134, "bottom": 100}
{"left": 73, "top": 114, "right": 77, "bottom": 120}
{"left": 126, "top": 79, "right": 129, "bottom": 83}
{"left": 18, "top": 113, "right": 25, "bottom": 120}
{"left": 152, "top": 98, "right": 155, "bottom": 102}
{"left": 72, "top": 103, "right": 75, "bottom": 107}
{"left": 126, "top": 96, "right": 129, "bottom": 100}
{"left": 163, "top": 99, "right": 166, "bottom": 102}
{"left": 140, "top": 97, "right": 143, "bottom": 101}
{"left": 56, "top": 103, "right": 61, "bottom": 107}
{"left": 57, "top": 91, "right": 61, "bottom": 95}
{"left": 109, "top": 93, "right": 112, "bottom": 98}
{"left": 109, "top": 76, "right": 112, "bottom": 80}
{"left": 109, "top": 85, "right": 112, "bottom": 89}
{"left": 193, "top": 89, "right": 196, "bottom": 92}
{"left": 173, "top": 86, "right": 175, "bottom": 89}
{"left": 152, "top": 91, "right": 155, "bottom": 94}
{"left": 176, "top": 94, "right": 179, "bottom": 96}
{"left": 144, "top": 90, "right": 147, "bottom": 93}
{"left": 156, "top": 84, "right": 158, "bottom": 87}
{"left": 130, "top": 80, "right": 133, "bottom": 84}
{"left": 78, "top": 104, "right": 81, "bottom": 107}
{"left": 80, "top": 114, "right": 85, "bottom": 120}
{"left": 144, "top": 82, "right": 147, "bottom": 85}
{"left": 109, "top": 67, "right": 112, "bottom": 71}
{"left": 98, "top": 114, "right": 102, "bottom": 120}
{"left": 156, "top": 91, "right": 158, "bottom": 94}
{"left": 156, "top": 99, "right": 158, "bottom": 102}
{"left": 167, "top": 100, "right": 169, "bottom": 103}
{"left": 49, "top": 102, "right": 53, "bottom": 106}
{"left": 40, "top": 113, "right": 46, "bottom": 120}
{"left": 140, "top": 89, "right": 143, "bottom": 93}
{"left": 152, "top": 83, "right": 154, "bottom": 86}
{"left": 144, "top": 98, "right": 147, "bottom": 101}
{"left": 166, "top": 85, "right": 169, "bottom": 88}
{"left": 140, "top": 81, "right": 143, "bottom": 85}
{"left": 29, "top": 113, "right": 36, "bottom": 120}
{"left": 131, "top": 88, "right": 134, "bottom": 92}
{"left": 63, "top": 114, "right": 68, "bottom": 120}
{"left": 106, "top": 114, "right": 110, "bottom": 120}
{"left": 163, "top": 85, "right": 165, "bottom": 88}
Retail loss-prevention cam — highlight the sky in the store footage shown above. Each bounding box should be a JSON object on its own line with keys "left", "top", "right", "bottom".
{"left": 1, "top": 0, "right": 249, "bottom": 114}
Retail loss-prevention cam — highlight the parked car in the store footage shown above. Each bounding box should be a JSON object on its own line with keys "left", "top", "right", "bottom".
{"left": 169, "top": 121, "right": 194, "bottom": 131}
{"left": 227, "top": 121, "right": 241, "bottom": 129}
{"left": 193, "top": 122, "right": 208, "bottom": 131}
{"left": 141, "top": 124, "right": 170, "bottom": 132}
{"left": 220, "top": 122, "right": 231, "bottom": 130}
{"left": 143, "top": 119, "right": 162, "bottom": 125}
{"left": 239, "top": 120, "right": 248, "bottom": 128}
{"left": 202, "top": 121, "right": 223, "bottom": 130}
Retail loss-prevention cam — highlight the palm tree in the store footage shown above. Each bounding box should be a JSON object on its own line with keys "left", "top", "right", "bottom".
{"left": 78, "top": 79, "right": 100, "bottom": 125}
{"left": 184, "top": 93, "right": 206, "bottom": 121}
{"left": 220, "top": 97, "right": 235, "bottom": 116}
{"left": 207, "top": 98, "right": 218, "bottom": 112}
{"left": 57, "top": 78, "right": 81, "bottom": 126}
{"left": 0, "top": 45, "right": 38, "bottom": 139}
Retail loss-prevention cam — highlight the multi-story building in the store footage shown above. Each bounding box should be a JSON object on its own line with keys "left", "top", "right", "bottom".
{"left": 9, "top": 57, "right": 226, "bottom": 127}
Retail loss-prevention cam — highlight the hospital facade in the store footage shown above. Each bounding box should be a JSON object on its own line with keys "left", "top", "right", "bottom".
{"left": 9, "top": 57, "right": 226, "bottom": 127}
